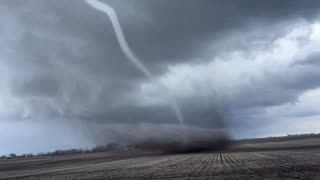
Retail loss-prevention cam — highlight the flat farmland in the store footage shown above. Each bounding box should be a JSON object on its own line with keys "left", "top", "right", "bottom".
{"left": 1, "top": 136, "right": 320, "bottom": 179}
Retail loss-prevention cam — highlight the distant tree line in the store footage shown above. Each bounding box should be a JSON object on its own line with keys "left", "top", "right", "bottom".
{"left": 0, "top": 143, "right": 123, "bottom": 160}
{"left": 238, "top": 133, "right": 320, "bottom": 143}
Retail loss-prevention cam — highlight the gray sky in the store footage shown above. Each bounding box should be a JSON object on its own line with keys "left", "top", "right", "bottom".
{"left": 1, "top": 0, "right": 320, "bottom": 154}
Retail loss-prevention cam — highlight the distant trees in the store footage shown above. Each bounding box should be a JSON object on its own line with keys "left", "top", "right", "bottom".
{"left": 9, "top": 153, "right": 16, "bottom": 158}
{"left": 238, "top": 133, "right": 320, "bottom": 144}
{"left": 0, "top": 142, "right": 128, "bottom": 159}
{"left": 51, "top": 149, "right": 90, "bottom": 155}
{"left": 0, "top": 153, "right": 34, "bottom": 159}
{"left": 91, "top": 143, "right": 119, "bottom": 152}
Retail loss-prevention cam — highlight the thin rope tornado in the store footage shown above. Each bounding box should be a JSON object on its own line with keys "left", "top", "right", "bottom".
{"left": 85, "top": 0, "right": 184, "bottom": 124}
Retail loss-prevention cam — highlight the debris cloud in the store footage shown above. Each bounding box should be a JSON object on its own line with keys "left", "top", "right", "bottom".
{"left": 90, "top": 124, "right": 230, "bottom": 153}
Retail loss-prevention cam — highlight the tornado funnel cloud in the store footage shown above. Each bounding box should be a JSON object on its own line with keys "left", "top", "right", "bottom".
{"left": 85, "top": 0, "right": 184, "bottom": 124}
{"left": 172, "top": 103, "right": 184, "bottom": 125}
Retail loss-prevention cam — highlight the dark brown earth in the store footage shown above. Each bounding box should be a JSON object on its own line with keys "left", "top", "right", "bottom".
{"left": 1, "top": 136, "right": 320, "bottom": 179}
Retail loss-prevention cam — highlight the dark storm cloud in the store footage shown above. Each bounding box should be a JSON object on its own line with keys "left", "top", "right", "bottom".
{"left": 1, "top": 0, "right": 320, "bottom": 135}
{"left": 122, "top": 0, "right": 320, "bottom": 62}
{"left": 294, "top": 52, "right": 320, "bottom": 66}
{"left": 12, "top": 76, "right": 60, "bottom": 98}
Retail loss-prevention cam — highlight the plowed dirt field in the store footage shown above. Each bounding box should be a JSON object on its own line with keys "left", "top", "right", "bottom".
{"left": 1, "top": 137, "right": 320, "bottom": 179}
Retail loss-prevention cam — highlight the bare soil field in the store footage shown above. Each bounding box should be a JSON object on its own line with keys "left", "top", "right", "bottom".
{"left": 1, "top": 136, "right": 320, "bottom": 179}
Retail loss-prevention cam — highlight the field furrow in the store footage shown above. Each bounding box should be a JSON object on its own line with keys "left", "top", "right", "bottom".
{"left": 2, "top": 147, "right": 320, "bottom": 179}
